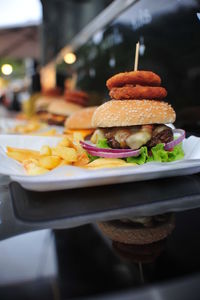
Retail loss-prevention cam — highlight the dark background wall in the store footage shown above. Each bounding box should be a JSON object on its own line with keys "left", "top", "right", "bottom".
{"left": 40, "top": 0, "right": 200, "bottom": 133}
{"left": 40, "top": 0, "right": 113, "bottom": 64}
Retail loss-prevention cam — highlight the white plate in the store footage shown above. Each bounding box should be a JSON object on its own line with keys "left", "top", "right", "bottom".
{"left": 0, "top": 134, "right": 200, "bottom": 191}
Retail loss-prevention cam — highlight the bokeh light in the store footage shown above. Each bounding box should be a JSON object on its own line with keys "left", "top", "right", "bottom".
{"left": 64, "top": 52, "right": 76, "bottom": 64}
{"left": 1, "top": 64, "right": 13, "bottom": 75}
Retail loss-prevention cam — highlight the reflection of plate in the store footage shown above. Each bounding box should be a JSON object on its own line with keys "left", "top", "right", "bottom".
{"left": 0, "top": 134, "right": 200, "bottom": 191}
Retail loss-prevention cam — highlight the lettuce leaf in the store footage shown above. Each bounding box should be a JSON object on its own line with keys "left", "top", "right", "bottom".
{"left": 167, "top": 144, "right": 185, "bottom": 162}
{"left": 87, "top": 139, "right": 110, "bottom": 162}
{"left": 87, "top": 153, "right": 99, "bottom": 162}
{"left": 97, "top": 139, "right": 110, "bottom": 149}
{"left": 127, "top": 143, "right": 184, "bottom": 165}
{"left": 126, "top": 147, "right": 148, "bottom": 165}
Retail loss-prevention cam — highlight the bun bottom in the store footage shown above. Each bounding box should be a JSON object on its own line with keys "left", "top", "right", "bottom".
{"left": 47, "top": 115, "right": 66, "bottom": 126}
{"left": 36, "top": 111, "right": 50, "bottom": 122}
{"left": 97, "top": 213, "right": 175, "bottom": 245}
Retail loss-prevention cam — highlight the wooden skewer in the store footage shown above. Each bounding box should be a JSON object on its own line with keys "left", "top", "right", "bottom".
{"left": 134, "top": 42, "right": 140, "bottom": 71}
{"left": 71, "top": 73, "right": 77, "bottom": 90}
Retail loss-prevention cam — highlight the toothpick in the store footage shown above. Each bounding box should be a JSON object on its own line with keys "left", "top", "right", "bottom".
{"left": 71, "top": 73, "right": 77, "bottom": 90}
{"left": 134, "top": 42, "right": 140, "bottom": 71}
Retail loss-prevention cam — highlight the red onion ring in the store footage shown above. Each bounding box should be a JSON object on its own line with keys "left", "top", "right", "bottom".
{"left": 87, "top": 149, "right": 140, "bottom": 158}
{"left": 164, "top": 129, "right": 185, "bottom": 150}
{"left": 80, "top": 141, "right": 135, "bottom": 153}
{"left": 81, "top": 128, "right": 185, "bottom": 158}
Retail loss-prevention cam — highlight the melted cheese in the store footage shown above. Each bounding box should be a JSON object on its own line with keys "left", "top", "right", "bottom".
{"left": 65, "top": 129, "right": 94, "bottom": 138}
{"left": 91, "top": 129, "right": 105, "bottom": 144}
{"left": 126, "top": 131, "right": 151, "bottom": 149}
{"left": 114, "top": 127, "right": 152, "bottom": 150}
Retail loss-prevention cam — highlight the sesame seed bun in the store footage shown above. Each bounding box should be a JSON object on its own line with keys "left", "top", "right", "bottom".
{"left": 92, "top": 100, "right": 176, "bottom": 128}
{"left": 47, "top": 100, "right": 82, "bottom": 117}
{"left": 65, "top": 106, "right": 97, "bottom": 129}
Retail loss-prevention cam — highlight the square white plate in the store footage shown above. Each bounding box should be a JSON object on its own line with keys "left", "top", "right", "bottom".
{"left": 0, "top": 134, "right": 200, "bottom": 191}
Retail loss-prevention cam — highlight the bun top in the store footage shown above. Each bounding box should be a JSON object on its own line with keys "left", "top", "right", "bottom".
{"left": 48, "top": 100, "right": 82, "bottom": 116}
{"left": 92, "top": 100, "right": 176, "bottom": 127}
{"left": 35, "top": 97, "right": 52, "bottom": 111}
{"left": 65, "top": 106, "right": 97, "bottom": 129}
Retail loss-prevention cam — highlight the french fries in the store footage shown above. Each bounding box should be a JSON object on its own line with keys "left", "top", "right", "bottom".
{"left": 7, "top": 148, "right": 40, "bottom": 163}
{"left": 9, "top": 120, "right": 61, "bottom": 136}
{"left": 86, "top": 158, "right": 135, "bottom": 169}
{"left": 38, "top": 156, "right": 62, "bottom": 170}
{"left": 23, "top": 159, "right": 49, "bottom": 175}
{"left": 6, "top": 132, "right": 136, "bottom": 175}
{"left": 40, "top": 145, "right": 52, "bottom": 156}
{"left": 30, "top": 128, "right": 60, "bottom": 136}
{"left": 10, "top": 120, "right": 43, "bottom": 134}
{"left": 52, "top": 146, "right": 77, "bottom": 162}
{"left": 6, "top": 133, "right": 89, "bottom": 175}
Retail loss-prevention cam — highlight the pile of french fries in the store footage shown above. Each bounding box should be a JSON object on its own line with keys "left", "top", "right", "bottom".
{"left": 6, "top": 133, "right": 135, "bottom": 175}
{"left": 9, "top": 120, "right": 44, "bottom": 134}
{"left": 9, "top": 120, "right": 62, "bottom": 136}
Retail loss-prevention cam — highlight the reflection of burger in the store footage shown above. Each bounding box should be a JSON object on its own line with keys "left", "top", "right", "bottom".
{"left": 98, "top": 214, "right": 175, "bottom": 245}
{"left": 81, "top": 71, "right": 185, "bottom": 164}
{"left": 64, "top": 106, "right": 97, "bottom": 139}
{"left": 112, "top": 240, "right": 166, "bottom": 263}
{"left": 47, "top": 100, "right": 82, "bottom": 126}
{"left": 98, "top": 214, "right": 175, "bottom": 263}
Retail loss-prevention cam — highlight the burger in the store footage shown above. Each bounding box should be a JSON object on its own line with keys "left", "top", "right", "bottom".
{"left": 35, "top": 97, "right": 52, "bottom": 123}
{"left": 112, "top": 240, "right": 166, "bottom": 263}
{"left": 98, "top": 214, "right": 175, "bottom": 245}
{"left": 47, "top": 100, "right": 82, "bottom": 126}
{"left": 64, "top": 106, "right": 97, "bottom": 139}
{"left": 81, "top": 71, "right": 185, "bottom": 165}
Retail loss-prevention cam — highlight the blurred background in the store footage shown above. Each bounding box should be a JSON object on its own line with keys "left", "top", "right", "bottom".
{"left": 0, "top": 0, "right": 200, "bottom": 132}
{"left": 1, "top": 1, "right": 200, "bottom": 299}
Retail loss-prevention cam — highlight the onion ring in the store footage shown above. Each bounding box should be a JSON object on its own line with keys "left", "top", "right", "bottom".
{"left": 80, "top": 141, "right": 136, "bottom": 153}
{"left": 86, "top": 149, "right": 140, "bottom": 158}
{"left": 164, "top": 129, "right": 185, "bottom": 150}
{"left": 106, "top": 71, "right": 161, "bottom": 90}
{"left": 109, "top": 85, "right": 167, "bottom": 100}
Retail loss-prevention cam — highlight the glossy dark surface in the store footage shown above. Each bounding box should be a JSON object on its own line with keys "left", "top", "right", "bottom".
{"left": 1, "top": 208, "right": 200, "bottom": 299}
{"left": 10, "top": 174, "right": 200, "bottom": 225}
